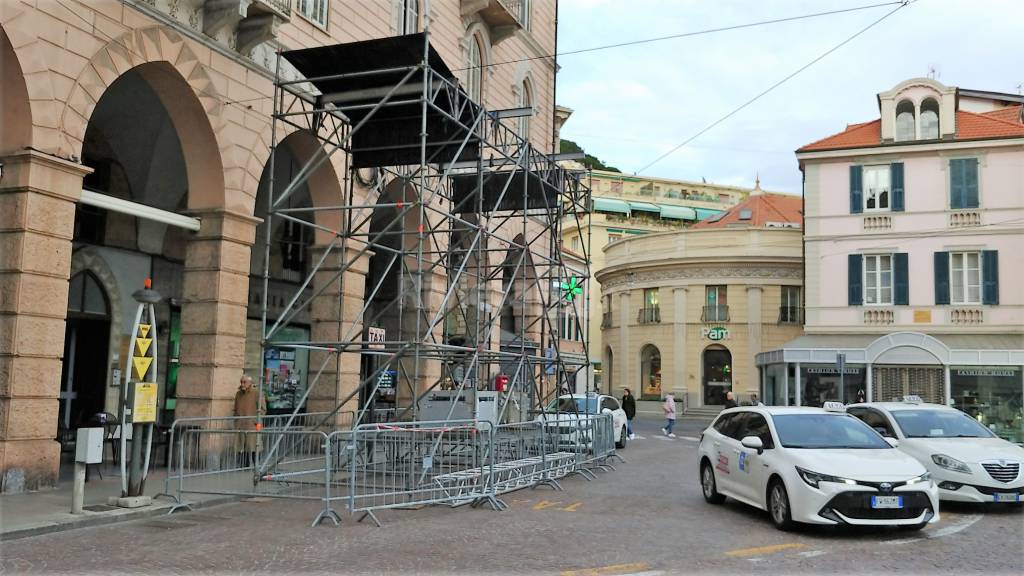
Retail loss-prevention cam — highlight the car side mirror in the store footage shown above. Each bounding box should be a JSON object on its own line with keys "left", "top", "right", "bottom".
{"left": 741, "top": 435, "right": 764, "bottom": 455}
{"left": 884, "top": 437, "right": 899, "bottom": 448}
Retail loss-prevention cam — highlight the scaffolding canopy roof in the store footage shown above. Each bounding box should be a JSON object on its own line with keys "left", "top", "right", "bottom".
{"left": 450, "top": 170, "right": 558, "bottom": 213}
{"left": 282, "top": 33, "right": 479, "bottom": 168}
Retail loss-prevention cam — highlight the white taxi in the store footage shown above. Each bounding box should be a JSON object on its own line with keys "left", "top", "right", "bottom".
{"left": 698, "top": 404, "right": 939, "bottom": 531}
{"left": 849, "top": 399, "right": 1024, "bottom": 506}
{"left": 536, "top": 394, "right": 630, "bottom": 450}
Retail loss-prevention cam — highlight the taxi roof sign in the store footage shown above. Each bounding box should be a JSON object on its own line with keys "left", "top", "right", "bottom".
{"left": 822, "top": 401, "right": 847, "bottom": 412}
{"left": 902, "top": 395, "right": 923, "bottom": 404}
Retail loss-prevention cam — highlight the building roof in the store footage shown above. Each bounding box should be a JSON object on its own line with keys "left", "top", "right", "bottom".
{"left": 798, "top": 106, "right": 1024, "bottom": 152}
{"left": 691, "top": 190, "right": 803, "bottom": 229}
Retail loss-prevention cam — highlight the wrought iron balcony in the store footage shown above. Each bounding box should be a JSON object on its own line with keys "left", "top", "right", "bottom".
{"left": 203, "top": 0, "right": 289, "bottom": 55}
{"left": 778, "top": 305, "right": 803, "bottom": 324}
{"left": 701, "top": 305, "right": 729, "bottom": 323}
{"left": 637, "top": 307, "right": 660, "bottom": 324}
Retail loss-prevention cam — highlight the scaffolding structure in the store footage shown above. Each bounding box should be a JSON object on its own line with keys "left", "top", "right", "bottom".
{"left": 257, "top": 26, "right": 592, "bottom": 436}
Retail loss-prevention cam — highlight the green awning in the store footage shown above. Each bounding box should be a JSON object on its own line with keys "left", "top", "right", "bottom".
{"left": 695, "top": 208, "right": 724, "bottom": 221}
{"left": 593, "top": 197, "right": 631, "bottom": 215}
{"left": 660, "top": 205, "right": 697, "bottom": 220}
{"left": 628, "top": 201, "right": 661, "bottom": 213}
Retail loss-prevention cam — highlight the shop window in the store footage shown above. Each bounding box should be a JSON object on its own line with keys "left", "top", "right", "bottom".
{"left": 951, "top": 367, "right": 1023, "bottom": 444}
{"left": 800, "top": 364, "right": 864, "bottom": 406}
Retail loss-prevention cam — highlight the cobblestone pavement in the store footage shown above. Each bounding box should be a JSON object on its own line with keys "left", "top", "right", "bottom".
{"left": 2, "top": 416, "right": 1021, "bottom": 575}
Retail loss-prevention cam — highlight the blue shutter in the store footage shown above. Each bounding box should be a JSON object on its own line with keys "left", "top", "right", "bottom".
{"left": 850, "top": 165, "right": 863, "bottom": 214}
{"left": 964, "top": 158, "right": 979, "bottom": 208}
{"left": 949, "top": 159, "right": 962, "bottom": 209}
{"left": 893, "top": 253, "right": 909, "bottom": 305}
{"left": 934, "top": 252, "right": 950, "bottom": 305}
{"left": 848, "top": 254, "right": 863, "bottom": 306}
{"left": 982, "top": 250, "right": 999, "bottom": 305}
{"left": 890, "top": 162, "right": 904, "bottom": 212}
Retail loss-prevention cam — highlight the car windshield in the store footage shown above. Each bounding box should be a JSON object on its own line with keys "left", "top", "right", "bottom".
{"left": 772, "top": 414, "right": 891, "bottom": 449}
{"left": 547, "top": 396, "right": 599, "bottom": 414}
{"left": 890, "top": 409, "right": 996, "bottom": 439}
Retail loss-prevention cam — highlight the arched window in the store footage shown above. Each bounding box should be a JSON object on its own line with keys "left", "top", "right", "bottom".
{"left": 399, "top": 0, "right": 418, "bottom": 34}
{"left": 467, "top": 34, "right": 484, "bottom": 103}
{"left": 67, "top": 272, "right": 110, "bottom": 317}
{"left": 895, "top": 100, "right": 916, "bottom": 142}
{"left": 518, "top": 80, "right": 533, "bottom": 140}
{"left": 920, "top": 98, "right": 939, "bottom": 140}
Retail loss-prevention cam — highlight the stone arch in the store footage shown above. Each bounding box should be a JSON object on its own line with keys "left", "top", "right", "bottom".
{"left": 0, "top": 25, "right": 31, "bottom": 155}
{"left": 866, "top": 332, "right": 950, "bottom": 365}
{"left": 68, "top": 246, "right": 125, "bottom": 413}
{"left": 58, "top": 26, "right": 226, "bottom": 210}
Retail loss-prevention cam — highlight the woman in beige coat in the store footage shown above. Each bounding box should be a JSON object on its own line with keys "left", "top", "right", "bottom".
{"left": 234, "top": 375, "right": 265, "bottom": 466}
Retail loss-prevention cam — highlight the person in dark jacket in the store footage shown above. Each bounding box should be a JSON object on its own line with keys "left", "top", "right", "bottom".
{"left": 621, "top": 388, "right": 637, "bottom": 440}
{"left": 724, "top": 390, "right": 738, "bottom": 409}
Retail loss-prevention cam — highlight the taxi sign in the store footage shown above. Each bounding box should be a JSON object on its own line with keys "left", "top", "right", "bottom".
{"left": 902, "top": 395, "right": 923, "bottom": 404}
{"left": 822, "top": 401, "right": 846, "bottom": 412}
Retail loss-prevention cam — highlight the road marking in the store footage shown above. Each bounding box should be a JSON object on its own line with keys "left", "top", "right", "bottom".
{"left": 533, "top": 500, "right": 563, "bottom": 510}
{"left": 560, "top": 562, "right": 651, "bottom": 576}
{"left": 679, "top": 436, "right": 699, "bottom": 441}
{"left": 632, "top": 435, "right": 646, "bottom": 440}
{"left": 882, "top": 513, "right": 983, "bottom": 546}
{"left": 724, "top": 543, "right": 807, "bottom": 557}
{"left": 562, "top": 502, "right": 582, "bottom": 512}
{"left": 797, "top": 550, "right": 828, "bottom": 558}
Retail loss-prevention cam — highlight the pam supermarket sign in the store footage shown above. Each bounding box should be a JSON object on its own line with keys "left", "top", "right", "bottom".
{"left": 702, "top": 327, "right": 729, "bottom": 341}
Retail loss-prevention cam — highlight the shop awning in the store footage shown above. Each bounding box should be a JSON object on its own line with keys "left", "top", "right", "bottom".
{"left": 659, "top": 205, "right": 697, "bottom": 220}
{"left": 695, "top": 208, "right": 724, "bottom": 221}
{"left": 628, "top": 201, "right": 661, "bottom": 213}
{"left": 592, "top": 197, "right": 631, "bottom": 215}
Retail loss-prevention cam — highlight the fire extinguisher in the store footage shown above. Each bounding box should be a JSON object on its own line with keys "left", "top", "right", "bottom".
{"left": 494, "top": 373, "right": 509, "bottom": 392}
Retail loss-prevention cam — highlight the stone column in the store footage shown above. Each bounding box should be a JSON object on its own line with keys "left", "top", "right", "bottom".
{"left": 175, "top": 210, "right": 259, "bottom": 420}
{"left": 0, "top": 151, "right": 89, "bottom": 492}
{"left": 746, "top": 286, "right": 763, "bottom": 400}
{"left": 307, "top": 245, "right": 369, "bottom": 423}
{"left": 672, "top": 287, "right": 688, "bottom": 406}
{"left": 618, "top": 291, "right": 630, "bottom": 397}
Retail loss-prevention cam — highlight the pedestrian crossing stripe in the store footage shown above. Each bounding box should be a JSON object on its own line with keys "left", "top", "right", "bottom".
{"left": 135, "top": 337, "right": 152, "bottom": 357}
{"left": 133, "top": 356, "right": 153, "bottom": 379}
{"left": 138, "top": 324, "right": 151, "bottom": 338}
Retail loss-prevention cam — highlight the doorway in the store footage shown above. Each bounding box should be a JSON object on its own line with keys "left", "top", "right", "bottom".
{"left": 702, "top": 346, "right": 732, "bottom": 406}
{"left": 640, "top": 344, "right": 661, "bottom": 400}
{"left": 59, "top": 272, "right": 111, "bottom": 438}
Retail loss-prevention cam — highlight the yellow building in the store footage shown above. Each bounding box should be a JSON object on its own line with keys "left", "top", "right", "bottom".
{"left": 562, "top": 170, "right": 751, "bottom": 390}
{"left": 594, "top": 190, "right": 804, "bottom": 407}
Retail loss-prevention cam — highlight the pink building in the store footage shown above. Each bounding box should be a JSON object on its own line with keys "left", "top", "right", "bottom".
{"left": 758, "top": 78, "right": 1024, "bottom": 443}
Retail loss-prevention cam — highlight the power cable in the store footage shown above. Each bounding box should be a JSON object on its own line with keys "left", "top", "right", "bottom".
{"left": 635, "top": 0, "right": 916, "bottom": 174}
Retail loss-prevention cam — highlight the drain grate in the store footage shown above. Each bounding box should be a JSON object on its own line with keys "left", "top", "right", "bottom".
{"left": 82, "top": 504, "right": 119, "bottom": 512}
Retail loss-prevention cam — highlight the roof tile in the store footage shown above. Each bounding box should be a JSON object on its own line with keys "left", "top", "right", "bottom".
{"left": 692, "top": 193, "right": 802, "bottom": 229}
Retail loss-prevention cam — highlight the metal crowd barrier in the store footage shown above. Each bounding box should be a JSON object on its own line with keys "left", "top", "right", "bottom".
{"left": 162, "top": 412, "right": 621, "bottom": 526}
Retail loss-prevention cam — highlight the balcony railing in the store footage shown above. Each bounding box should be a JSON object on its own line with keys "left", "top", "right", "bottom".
{"left": 701, "top": 305, "right": 729, "bottom": 323}
{"left": 778, "top": 306, "right": 803, "bottom": 324}
{"left": 637, "top": 307, "right": 661, "bottom": 324}
{"left": 601, "top": 311, "right": 613, "bottom": 328}
{"left": 461, "top": 0, "right": 524, "bottom": 41}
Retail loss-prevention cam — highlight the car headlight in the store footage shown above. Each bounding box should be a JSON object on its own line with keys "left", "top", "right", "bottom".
{"left": 904, "top": 472, "right": 931, "bottom": 486}
{"left": 931, "top": 454, "right": 972, "bottom": 474}
{"left": 796, "top": 466, "right": 858, "bottom": 489}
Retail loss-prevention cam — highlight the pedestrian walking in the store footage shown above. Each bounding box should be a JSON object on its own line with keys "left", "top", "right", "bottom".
{"left": 724, "top": 390, "right": 738, "bottom": 409}
{"left": 622, "top": 388, "right": 637, "bottom": 439}
{"left": 234, "top": 375, "right": 265, "bottom": 467}
{"left": 661, "top": 393, "right": 677, "bottom": 437}
{"left": 749, "top": 392, "right": 764, "bottom": 406}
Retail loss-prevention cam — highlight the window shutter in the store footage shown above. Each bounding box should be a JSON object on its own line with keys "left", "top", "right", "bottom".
{"left": 933, "top": 252, "right": 950, "bottom": 305}
{"left": 848, "top": 254, "right": 863, "bottom": 306}
{"left": 964, "top": 158, "right": 979, "bottom": 208}
{"left": 893, "top": 253, "right": 909, "bottom": 305}
{"left": 890, "top": 162, "right": 904, "bottom": 212}
{"left": 849, "top": 165, "right": 863, "bottom": 214}
{"left": 982, "top": 250, "right": 999, "bottom": 305}
{"left": 950, "top": 159, "right": 967, "bottom": 209}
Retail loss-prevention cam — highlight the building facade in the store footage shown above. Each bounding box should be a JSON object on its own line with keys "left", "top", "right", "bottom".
{"left": 758, "top": 78, "right": 1024, "bottom": 444}
{"left": 0, "top": 0, "right": 560, "bottom": 492}
{"left": 595, "top": 189, "right": 803, "bottom": 407}
{"left": 562, "top": 170, "right": 749, "bottom": 392}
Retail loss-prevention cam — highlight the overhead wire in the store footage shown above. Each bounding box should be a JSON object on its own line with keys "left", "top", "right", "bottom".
{"left": 635, "top": 0, "right": 917, "bottom": 174}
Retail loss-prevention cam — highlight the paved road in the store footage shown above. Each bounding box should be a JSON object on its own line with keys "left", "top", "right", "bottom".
{"left": 2, "top": 415, "right": 1021, "bottom": 575}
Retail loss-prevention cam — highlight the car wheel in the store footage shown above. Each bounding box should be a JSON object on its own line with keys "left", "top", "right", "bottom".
{"left": 768, "top": 479, "right": 795, "bottom": 531}
{"left": 701, "top": 461, "right": 725, "bottom": 504}
{"left": 615, "top": 426, "right": 627, "bottom": 449}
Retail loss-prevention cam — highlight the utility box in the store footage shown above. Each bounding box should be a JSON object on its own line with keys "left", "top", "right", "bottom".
{"left": 475, "top": 391, "right": 499, "bottom": 425}
{"left": 76, "top": 427, "right": 104, "bottom": 464}
{"left": 421, "top": 390, "right": 473, "bottom": 421}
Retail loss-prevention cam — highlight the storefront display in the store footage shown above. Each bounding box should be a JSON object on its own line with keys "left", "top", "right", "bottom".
{"left": 799, "top": 364, "right": 864, "bottom": 406}
{"left": 951, "top": 367, "right": 1023, "bottom": 444}
{"left": 262, "top": 326, "right": 310, "bottom": 414}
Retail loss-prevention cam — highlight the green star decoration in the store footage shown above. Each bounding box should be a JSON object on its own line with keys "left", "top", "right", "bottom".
{"left": 560, "top": 276, "right": 583, "bottom": 302}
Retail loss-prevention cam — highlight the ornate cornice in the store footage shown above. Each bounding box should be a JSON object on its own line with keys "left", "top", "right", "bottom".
{"left": 600, "top": 265, "right": 802, "bottom": 288}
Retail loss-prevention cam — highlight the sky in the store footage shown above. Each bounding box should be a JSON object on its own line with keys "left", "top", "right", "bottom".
{"left": 554, "top": 0, "right": 1024, "bottom": 194}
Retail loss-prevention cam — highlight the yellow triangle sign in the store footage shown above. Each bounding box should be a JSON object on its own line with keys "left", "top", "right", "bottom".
{"left": 133, "top": 356, "right": 154, "bottom": 379}
{"left": 135, "top": 338, "right": 153, "bottom": 357}
{"left": 138, "top": 324, "right": 151, "bottom": 338}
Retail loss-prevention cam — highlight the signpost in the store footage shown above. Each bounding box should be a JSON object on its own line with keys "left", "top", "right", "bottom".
{"left": 836, "top": 353, "right": 847, "bottom": 404}
{"left": 119, "top": 279, "right": 161, "bottom": 503}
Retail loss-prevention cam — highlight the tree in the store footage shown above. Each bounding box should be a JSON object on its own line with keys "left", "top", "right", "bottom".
{"left": 559, "top": 139, "right": 621, "bottom": 173}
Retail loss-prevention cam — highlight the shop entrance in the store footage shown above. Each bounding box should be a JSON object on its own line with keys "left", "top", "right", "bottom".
{"left": 640, "top": 344, "right": 661, "bottom": 400}
{"left": 702, "top": 346, "right": 732, "bottom": 405}
{"left": 873, "top": 366, "right": 944, "bottom": 404}
{"left": 58, "top": 273, "right": 111, "bottom": 438}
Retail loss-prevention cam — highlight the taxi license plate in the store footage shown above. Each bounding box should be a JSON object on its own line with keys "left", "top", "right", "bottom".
{"left": 870, "top": 495, "right": 903, "bottom": 509}
{"left": 994, "top": 493, "right": 1020, "bottom": 503}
